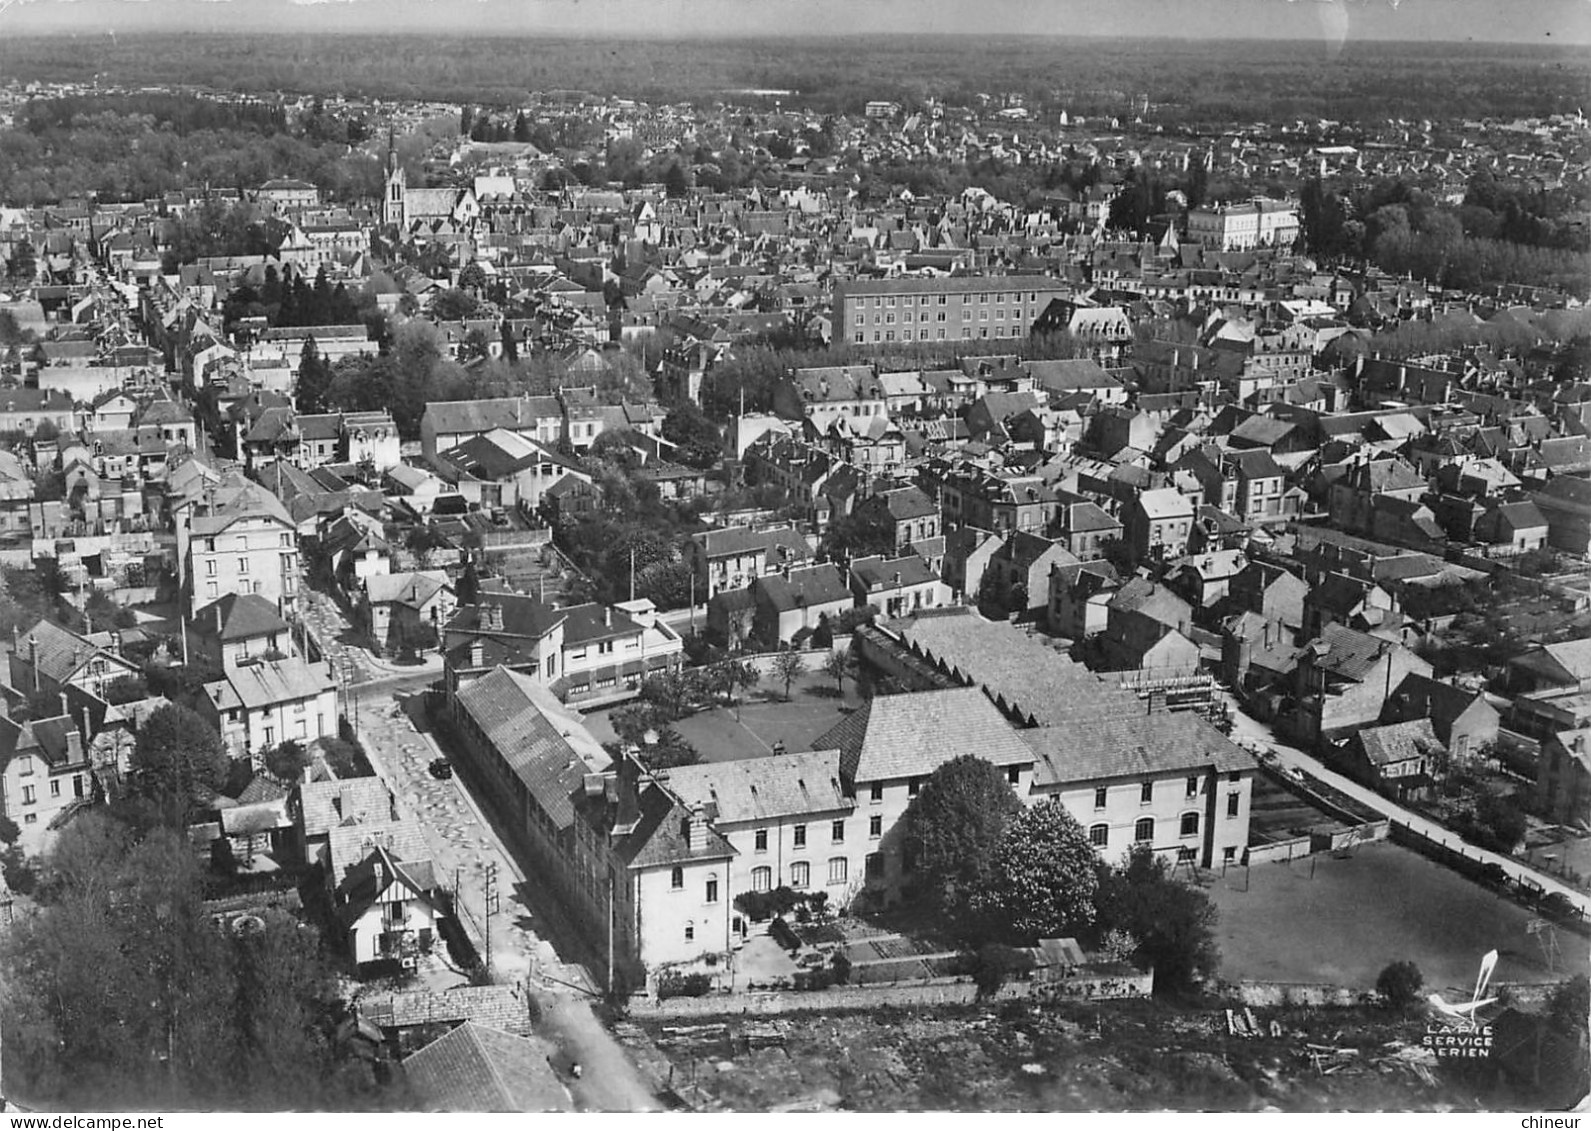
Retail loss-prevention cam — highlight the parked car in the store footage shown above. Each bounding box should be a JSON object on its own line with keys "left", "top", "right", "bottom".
{"left": 428, "top": 757, "right": 453, "bottom": 780}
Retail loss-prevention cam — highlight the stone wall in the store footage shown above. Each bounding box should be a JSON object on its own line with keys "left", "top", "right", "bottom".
{"left": 625, "top": 967, "right": 1153, "bottom": 1020}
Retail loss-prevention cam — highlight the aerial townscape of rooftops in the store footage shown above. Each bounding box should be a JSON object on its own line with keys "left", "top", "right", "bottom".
{"left": 0, "top": 27, "right": 1584, "bottom": 1117}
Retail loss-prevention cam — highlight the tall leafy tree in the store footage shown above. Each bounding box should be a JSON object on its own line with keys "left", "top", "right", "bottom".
{"left": 770, "top": 649, "right": 806, "bottom": 701}
{"left": 1095, "top": 844, "right": 1221, "bottom": 995}
{"left": 0, "top": 816, "right": 379, "bottom": 1110}
{"left": 296, "top": 336, "right": 328, "bottom": 414}
{"left": 130, "top": 703, "right": 228, "bottom": 828}
{"left": 979, "top": 799, "right": 1098, "bottom": 943}
{"left": 900, "top": 754, "right": 1022, "bottom": 931}
{"left": 6, "top": 238, "right": 37, "bottom": 285}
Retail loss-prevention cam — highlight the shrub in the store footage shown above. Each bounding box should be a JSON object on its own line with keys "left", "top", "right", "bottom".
{"left": 655, "top": 970, "right": 714, "bottom": 1000}
{"left": 1376, "top": 960, "right": 1425, "bottom": 1013}
{"left": 770, "top": 916, "right": 801, "bottom": 951}
{"left": 973, "top": 943, "right": 1036, "bottom": 998}
{"left": 830, "top": 951, "right": 852, "bottom": 984}
{"left": 792, "top": 968, "right": 833, "bottom": 992}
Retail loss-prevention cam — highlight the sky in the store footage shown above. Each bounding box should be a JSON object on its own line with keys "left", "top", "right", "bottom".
{"left": 0, "top": 0, "right": 1587, "bottom": 44}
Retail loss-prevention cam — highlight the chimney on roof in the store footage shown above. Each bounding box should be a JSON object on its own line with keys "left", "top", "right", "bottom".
{"left": 613, "top": 754, "right": 642, "bottom": 835}
{"left": 686, "top": 802, "right": 706, "bottom": 853}
{"left": 29, "top": 634, "right": 39, "bottom": 691}
{"left": 372, "top": 857, "right": 385, "bottom": 891}
{"left": 604, "top": 606, "right": 612, "bottom": 627}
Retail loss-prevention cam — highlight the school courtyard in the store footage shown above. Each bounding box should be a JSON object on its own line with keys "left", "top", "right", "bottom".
{"left": 579, "top": 671, "right": 855, "bottom": 763}
{"left": 1209, "top": 841, "right": 1588, "bottom": 994}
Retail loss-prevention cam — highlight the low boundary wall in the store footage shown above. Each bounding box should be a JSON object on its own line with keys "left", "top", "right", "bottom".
{"left": 625, "top": 967, "right": 1153, "bottom": 1019}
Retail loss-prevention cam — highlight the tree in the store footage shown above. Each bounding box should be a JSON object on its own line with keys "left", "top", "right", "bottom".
{"left": 500, "top": 319, "right": 520, "bottom": 365}
{"left": 295, "top": 337, "right": 330, "bottom": 414}
{"left": 457, "top": 262, "right": 489, "bottom": 294}
{"left": 512, "top": 110, "right": 532, "bottom": 144}
{"left": 6, "top": 238, "right": 36, "bottom": 286}
{"left": 130, "top": 704, "right": 228, "bottom": 827}
{"left": 0, "top": 817, "right": 384, "bottom": 1110}
{"left": 635, "top": 725, "right": 700, "bottom": 771}
{"left": 971, "top": 942, "right": 1036, "bottom": 998}
{"left": 821, "top": 508, "right": 896, "bottom": 563}
{"left": 900, "top": 755, "right": 1023, "bottom": 932}
{"left": 980, "top": 799, "right": 1098, "bottom": 943}
{"left": 1376, "top": 959, "right": 1425, "bottom": 1014}
{"left": 660, "top": 403, "right": 722, "bottom": 468}
{"left": 664, "top": 162, "right": 690, "bottom": 199}
{"left": 430, "top": 287, "right": 480, "bottom": 322}
{"left": 264, "top": 740, "right": 308, "bottom": 783}
{"left": 1095, "top": 844, "right": 1220, "bottom": 995}
{"left": 821, "top": 646, "right": 853, "bottom": 699}
{"left": 103, "top": 673, "right": 149, "bottom": 705}
{"left": 770, "top": 649, "right": 805, "bottom": 701}
{"left": 0, "top": 813, "right": 19, "bottom": 845}
{"left": 713, "top": 657, "right": 760, "bottom": 713}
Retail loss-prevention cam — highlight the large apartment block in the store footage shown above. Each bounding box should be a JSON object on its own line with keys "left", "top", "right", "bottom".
{"left": 834, "top": 276, "right": 1072, "bottom": 346}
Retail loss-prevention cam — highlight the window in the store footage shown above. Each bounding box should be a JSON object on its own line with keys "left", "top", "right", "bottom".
{"left": 1228, "top": 770, "right": 1241, "bottom": 782}
{"left": 1227, "top": 793, "right": 1240, "bottom": 818}
{"left": 754, "top": 829, "right": 768, "bottom": 852}
{"left": 684, "top": 922, "right": 695, "bottom": 942}
{"left": 908, "top": 777, "right": 923, "bottom": 798}
{"left": 670, "top": 866, "right": 683, "bottom": 890}
{"left": 831, "top": 820, "right": 845, "bottom": 844}
{"left": 870, "top": 781, "right": 883, "bottom": 804}
{"left": 790, "top": 861, "right": 810, "bottom": 887}
{"left": 1140, "top": 781, "right": 1153, "bottom": 804}
{"left": 1007, "top": 765, "right": 1021, "bottom": 785}
{"left": 1186, "top": 775, "right": 1199, "bottom": 798}
{"left": 1223, "top": 846, "right": 1237, "bottom": 864}
{"left": 1180, "top": 812, "right": 1200, "bottom": 837}
{"left": 827, "top": 857, "right": 847, "bottom": 885}
{"left": 24, "top": 813, "right": 35, "bottom": 825}
{"left": 1134, "top": 817, "right": 1155, "bottom": 843}
{"left": 237, "top": 557, "right": 249, "bottom": 574}
{"left": 705, "top": 877, "right": 719, "bottom": 903}
{"left": 1090, "top": 823, "right": 1109, "bottom": 847}
{"left": 15, "top": 756, "right": 31, "bottom": 778}
{"left": 263, "top": 727, "right": 274, "bottom": 746}
{"left": 752, "top": 865, "right": 772, "bottom": 892}
{"left": 793, "top": 824, "right": 807, "bottom": 848}
{"left": 49, "top": 779, "right": 60, "bottom": 798}
{"left": 21, "top": 785, "right": 35, "bottom": 805}
{"left": 869, "top": 815, "right": 882, "bottom": 839}
{"left": 206, "top": 559, "right": 217, "bottom": 576}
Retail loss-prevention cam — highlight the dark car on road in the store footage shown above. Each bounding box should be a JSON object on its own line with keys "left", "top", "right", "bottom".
{"left": 428, "top": 758, "right": 453, "bottom": 780}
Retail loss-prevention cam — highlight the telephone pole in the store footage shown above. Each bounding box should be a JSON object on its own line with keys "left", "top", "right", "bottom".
{"left": 483, "top": 862, "right": 500, "bottom": 978}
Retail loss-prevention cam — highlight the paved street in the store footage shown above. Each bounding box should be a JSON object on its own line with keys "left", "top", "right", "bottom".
{"left": 1224, "top": 696, "right": 1591, "bottom": 917}
{"left": 302, "top": 582, "right": 662, "bottom": 1110}
{"left": 298, "top": 585, "right": 443, "bottom": 688}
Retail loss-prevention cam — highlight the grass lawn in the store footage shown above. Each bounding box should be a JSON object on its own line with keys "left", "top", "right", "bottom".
{"left": 579, "top": 671, "right": 856, "bottom": 763}
{"left": 1209, "top": 842, "right": 1589, "bottom": 993}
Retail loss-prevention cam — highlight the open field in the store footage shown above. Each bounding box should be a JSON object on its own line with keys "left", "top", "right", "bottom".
{"left": 581, "top": 674, "right": 854, "bottom": 763}
{"left": 1210, "top": 842, "right": 1589, "bottom": 992}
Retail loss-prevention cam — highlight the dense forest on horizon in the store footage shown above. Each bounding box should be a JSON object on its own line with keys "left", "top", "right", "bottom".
{"left": 0, "top": 33, "right": 1585, "bottom": 122}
